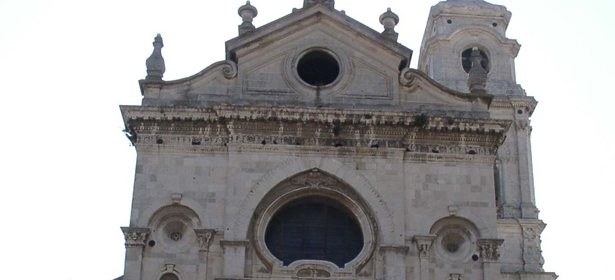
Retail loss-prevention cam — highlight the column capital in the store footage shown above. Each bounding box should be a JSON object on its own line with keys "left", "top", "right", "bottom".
{"left": 477, "top": 239, "right": 504, "bottom": 262}
{"left": 413, "top": 235, "right": 436, "bottom": 259}
{"left": 195, "top": 229, "right": 216, "bottom": 252}
{"left": 121, "top": 227, "right": 150, "bottom": 248}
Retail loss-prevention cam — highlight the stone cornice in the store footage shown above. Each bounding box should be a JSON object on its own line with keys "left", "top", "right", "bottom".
{"left": 490, "top": 96, "right": 538, "bottom": 116}
{"left": 122, "top": 105, "right": 511, "bottom": 156}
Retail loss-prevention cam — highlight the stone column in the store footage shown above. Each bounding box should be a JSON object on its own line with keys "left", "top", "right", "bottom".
{"left": 195, "top": 229, "right": 216, "bottom": 280}
{"left": 220, "top": 240, "right": 249, "bottom": 278}
{"left": 519, "top": 220, "right": 546, "bottom": 272}
{"left": 478, "top": 239, "right": 504, "bottom": 280}
{"left": 380, "top": 245, "right": 409, "bottom": 280}
{"left": 414, "top": 235, "right": 436, "bottom": 280}
{"left": 121, "top": 227, "right": 150, "bottom": 280}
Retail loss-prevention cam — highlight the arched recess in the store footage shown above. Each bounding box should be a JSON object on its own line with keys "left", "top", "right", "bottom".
{"left": 429, "top": 216, "right": 482, "bottom": 263}
{"left": 147, "top": 205, "right": 203, "bottom": 254}
{"left": 230, "top": 158, "right": 395, "bottom": 244}
{"left": 248, "top": 168, "right": 379, "bottom": 276}
{"left": 137, "top": 197, "right": 211, "bottom": 229}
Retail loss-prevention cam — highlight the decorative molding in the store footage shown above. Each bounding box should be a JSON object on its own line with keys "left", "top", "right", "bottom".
{"left": 477, "top": 239, "right": 504, "bottom": 262}
{"left": 379, "top": 245, "right": 410, "bottom": 255}
{"left": 195, "top": 229, "right": 216, "bottom": 252}
{"left": 220, "top": 240, "right": 250, "bottom": 248}
{"left": 122, "top": 105, "right": 511, "bottom": 158}
{"left": 121, "top": 227, "right": 151, "bottom": 248}
{"left": 413, "top": 235, "right": 436, "bottom": 259}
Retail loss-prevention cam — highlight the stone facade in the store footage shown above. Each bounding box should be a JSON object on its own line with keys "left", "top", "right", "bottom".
{"left": 119, "top": 1, "right": 557, "bottom": 280}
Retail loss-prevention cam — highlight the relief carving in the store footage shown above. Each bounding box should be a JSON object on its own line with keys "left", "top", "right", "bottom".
{"left": 297, "top": 268, "right": 331, "bottom": 278}
{"left": 477, "top": 239, "right": 504, "bottom": 262}
{"left": 121, "top": 227, "right": 150, "bottom": 248}
{"left": 194, "top": 229, "right": 216, "bottom": 252}
{"left": 522, "top": 226, "right": 545, "bottom": 268}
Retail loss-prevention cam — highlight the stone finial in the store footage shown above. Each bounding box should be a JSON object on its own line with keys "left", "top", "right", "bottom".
{"left": 467, "top": 47, "right": 488, "bottom": 94}
{"left": 303, "top": 0, "right": 335, "bottom": 9}
{"left": 379, "top": 8, "right": 399, "bottom": 41}
{"left": 145, "top": 34, "right": 165, "bottom": 81}
{"left": 238, "top": 1, "right": 258, "bottom": 36}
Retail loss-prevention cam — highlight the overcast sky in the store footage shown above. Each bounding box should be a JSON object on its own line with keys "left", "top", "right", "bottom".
{"left": 0, "top": 0, "right": 613, "bottom": 279}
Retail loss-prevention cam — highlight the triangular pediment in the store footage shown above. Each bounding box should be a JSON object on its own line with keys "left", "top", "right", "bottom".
{"left": 225, "top": 4, "right": 412, "bottom": 67}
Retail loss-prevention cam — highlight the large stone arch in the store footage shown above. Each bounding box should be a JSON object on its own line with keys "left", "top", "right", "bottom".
{"left": 230, "top": 157, "right": 395, "bottom": 244}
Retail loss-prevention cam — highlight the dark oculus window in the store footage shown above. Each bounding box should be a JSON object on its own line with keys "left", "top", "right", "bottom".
{"left": 265, "top": 196, "right": 363, "bottom": 267}
{"left": 297, "top": 50, "right": 340, "bottom": 86}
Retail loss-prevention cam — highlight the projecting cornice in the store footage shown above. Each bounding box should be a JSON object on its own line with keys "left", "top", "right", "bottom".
{"left": 120, "top": 105, "right": 511, "bottom": 156}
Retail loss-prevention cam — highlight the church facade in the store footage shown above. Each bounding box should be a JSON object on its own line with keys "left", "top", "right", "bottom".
{"left": 119, "top": 1, "right": 557, "bottom": 280}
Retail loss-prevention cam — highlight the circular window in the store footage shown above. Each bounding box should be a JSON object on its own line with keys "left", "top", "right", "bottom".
{"left": 297, "top": 50, "right": 340, "bottom": 86}
{"left": 461, "top": 48, "right": 489, "bottom": 73}
{"left": 442, "top": 232, "right": 465, "bottom": 253}
{"left": 265, "top": 196, "right": 363, "bottom": 268}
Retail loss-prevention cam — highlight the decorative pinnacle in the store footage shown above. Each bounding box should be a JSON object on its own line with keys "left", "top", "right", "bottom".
{"left": 468, "top": 47, "right": 488, "bottom": 94}
{"left": 379, "top": 8, "right": 400, "bottom": 41}
{"left": 145, "top": 34, "right": 165, "bottom": 81}
{"left": 238, "top": 1, "right": 258, "bottom": 36}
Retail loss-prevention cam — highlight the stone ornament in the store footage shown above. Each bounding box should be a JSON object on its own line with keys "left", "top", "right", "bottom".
{"left": 477, "top": 239, "right": 504, "bottom": 262}
{"left": 145, "top": 34, "right": 165, "bottom": 81}
{"left": 468, "top": 47, "right": 488, "bottom": 94}
{"left": 414, "top": 235, "right": 436, "bottom": 259}
{"left": 194, "top": 229, "right": 216, "bottom": 252}
{"left": 379, "top": 8, "right": 399, "bottom": 41}
{"left": 121, "top": 227, "right": 151, "bottom": 247}
{"left": 238, "top": 1, "right": 258, "bottom": 35}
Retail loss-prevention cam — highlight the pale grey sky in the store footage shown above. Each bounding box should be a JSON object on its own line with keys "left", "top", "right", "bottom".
{"left": 0, "top": 0, "right": 613, "bottom": 279}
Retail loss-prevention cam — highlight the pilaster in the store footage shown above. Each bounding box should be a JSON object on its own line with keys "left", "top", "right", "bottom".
{"left": 220, "top": 240, "right": 250, "bottom": 278}
{"left": 380, "top": 245, "right": 409, "bottom": 280}
{"left": 519, "top": 220, "right": 546, "bottom": 272}
{"left": 413, "top": 235, "right": 436, "bottom": 280}
{"left": 478, "top": 239, "right": 504, "bottom": 280}
{"left": 121, "top": 227, "right": 150, "bottom": 280}
{"left": 195, "top": 229, "right": 216, "bottom": 280}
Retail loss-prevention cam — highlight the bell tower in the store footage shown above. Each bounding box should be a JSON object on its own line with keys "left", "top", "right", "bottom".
{"left": 418, "top": 0, "right": 524, "bottom": 95}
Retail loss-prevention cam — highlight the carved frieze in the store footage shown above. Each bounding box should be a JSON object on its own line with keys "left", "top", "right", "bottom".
{"left": 122, "top": 105, "right": 511, "bottom": 158}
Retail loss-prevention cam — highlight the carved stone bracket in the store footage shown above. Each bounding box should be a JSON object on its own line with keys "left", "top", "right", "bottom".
{"left": 413, "top": 235, "right": 436, "bottom": 259}
{"left": 195, "top": 229, "right": 216, "bottom": 252}
{"left": 121, "top": 227, "right": 151, "bottom": 248}
{"left": 477, "top": 239, "right": 504, "bottom": 262}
